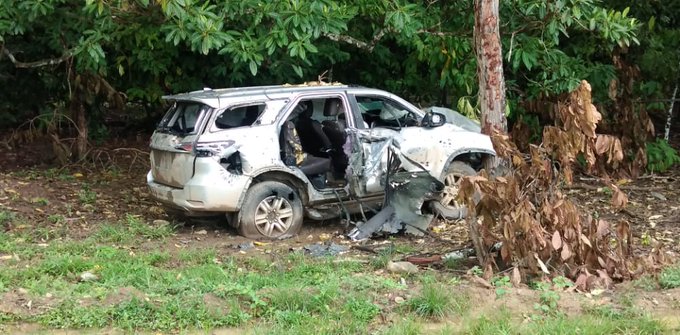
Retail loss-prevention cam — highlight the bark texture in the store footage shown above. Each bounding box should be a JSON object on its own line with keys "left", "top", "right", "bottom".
{"left": 474, "top": 0, "right": 507, "bottom": 169}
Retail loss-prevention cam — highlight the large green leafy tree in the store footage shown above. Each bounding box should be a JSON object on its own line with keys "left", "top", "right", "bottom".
{"left": 0, "top": 0, "right": 645, "bottom": 160}
{"left": 604, "top": 0, "right": 680, "bottom": 123}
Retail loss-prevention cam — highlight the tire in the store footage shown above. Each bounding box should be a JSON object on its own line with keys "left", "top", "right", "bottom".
{"left": 431, "top": 161, "right": 475, "bottom": 220}
{"left": 238, "top": 181, "right": 304, "bottom": 239}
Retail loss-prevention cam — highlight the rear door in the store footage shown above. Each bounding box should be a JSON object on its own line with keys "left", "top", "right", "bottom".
{"left": 150, "top": 101, "right": 212, "bottom": 188}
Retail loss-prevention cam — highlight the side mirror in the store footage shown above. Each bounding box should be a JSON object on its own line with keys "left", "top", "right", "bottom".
{"left": 422, "top": 112, "right": 446, "bottom": 128}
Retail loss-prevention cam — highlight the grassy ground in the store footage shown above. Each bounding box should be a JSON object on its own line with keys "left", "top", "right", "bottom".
{"left": 0, "top": 210, "right": 674, "bottom": 334}
{"left": 1, "top": 165, "right": 679, "bottom": 334}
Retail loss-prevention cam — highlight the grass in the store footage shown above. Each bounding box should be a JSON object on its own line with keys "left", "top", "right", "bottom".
{"left": 659, "top": 263, "right": 680, "bottom": 289}
{"left": 406, "top": 283, "right": 469, "bottom": 319}
{"left": 464, "top": 302, "right": 664, "bottom": 335}
{"left": 93, "top": 215, "right": 175, "bottom": 243}
{"left": 0, "top": 211, "right": 16, "bottom": 227}
{"left": 78, "top": 186, "right": 97, "bottom": 205}
{"left": 0, "top": 213, "right": 671, "bottom": 334}
{"left": 380, "top": 317, "right": 422, "bottom": 335}
{"left": 0, "top": 224, "right": 393, "bottom": 333}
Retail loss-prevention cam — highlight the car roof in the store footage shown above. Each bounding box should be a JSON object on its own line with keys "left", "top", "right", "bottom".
{"left": 162, "top": 83, "right": 394, "bottom": 108}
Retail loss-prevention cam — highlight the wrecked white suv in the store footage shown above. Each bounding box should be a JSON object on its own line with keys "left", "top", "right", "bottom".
{"left": 147, "top": 84, "right": 495, "bottom": 239}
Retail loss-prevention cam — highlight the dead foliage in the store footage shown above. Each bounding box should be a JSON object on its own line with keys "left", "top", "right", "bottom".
{"left": 460, "top": 81, "right": 668, "bottom": 289}
{"left": 514, "top": 57, "right": 654, "bottom": 179}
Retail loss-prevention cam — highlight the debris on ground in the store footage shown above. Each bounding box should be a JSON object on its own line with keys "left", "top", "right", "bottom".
{"left": 347, "top": 171, "right": 443, "bottom": 241}
{"left": 303, "top": 242, "right": 350, "bottom": 257}
{"left": 79, "top": 271, "right": 99, "bottom": 282}
{"left": 442, "top": 248, "right": 476, "bottom": 261}
{"left": 386, "top": 261, "right": 419, "bottom": 274}
{"left": 236, "top": 242, "right": 255, "bottom": 251}
{"left": 405, "top": 255, "right": 442, "bottom": 265}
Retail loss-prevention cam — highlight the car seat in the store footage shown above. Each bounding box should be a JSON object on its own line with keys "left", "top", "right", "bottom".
{"left": 280, "top": 121, "right": 331, "bottom": 188}
{"left": 321, "top": 98, "right": 349, "bottom": 178}
{"left": 294, "top": 101, "right": 332, "bottom": 157}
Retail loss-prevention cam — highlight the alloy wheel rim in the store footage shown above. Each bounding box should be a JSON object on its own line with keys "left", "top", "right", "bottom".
{"left": 440, "top": 172, "right": 462, "bottom": 209}
{"left": 254, "top": 195, "right": 294, "bottom": 237}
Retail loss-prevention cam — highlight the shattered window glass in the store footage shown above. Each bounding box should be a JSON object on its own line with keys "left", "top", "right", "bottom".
{"left": 162, "top": 102, "right": 210, "bottom": 135}
{"left": 355, "top": 96, "right": 418, "bottom": 128}
{"left": 214, "top": 103, "right": 266, "bottom": 129}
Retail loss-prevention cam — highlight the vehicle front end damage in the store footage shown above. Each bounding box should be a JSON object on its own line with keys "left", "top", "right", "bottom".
{"left": 345, "top": 123, "right": 494, "bottom": 240}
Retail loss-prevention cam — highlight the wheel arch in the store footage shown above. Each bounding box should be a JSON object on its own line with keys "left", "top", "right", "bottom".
{"left": 249, "top": 170, "right": 310, "bottom": 205}
{"left": 234, "top": 170, "right": 309, "bottom": 230}
{"left": 439, "top": 149, "right": 496, "bottom": 180}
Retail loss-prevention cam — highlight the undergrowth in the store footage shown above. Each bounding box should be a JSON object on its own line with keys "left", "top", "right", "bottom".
{"left": 646, "top": 139, "right": 680, "bottom": 173}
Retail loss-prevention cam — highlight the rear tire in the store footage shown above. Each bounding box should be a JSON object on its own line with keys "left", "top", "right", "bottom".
{"left": 431, "top": 161, "right": 475, "bottom": 219}
{"left": 238, "top": 181, "right": 304, "bottom": 239}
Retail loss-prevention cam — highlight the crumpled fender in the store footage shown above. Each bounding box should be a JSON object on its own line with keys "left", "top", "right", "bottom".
{"left": 395, "top": 124, "right": 495, "bottom": 180}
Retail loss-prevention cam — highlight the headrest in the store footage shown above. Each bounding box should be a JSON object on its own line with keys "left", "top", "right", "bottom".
{"left": 323, "top": 98, "right": 343, "bottom": 117}
{"left": 296, "top": 100, "right": 314, "bottom": 118}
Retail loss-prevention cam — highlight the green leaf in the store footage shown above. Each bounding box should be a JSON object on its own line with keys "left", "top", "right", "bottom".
{"left": 292, "top": 64, "right": 303, "bottom": 77}
{"left": 249, "top": 60, "right": 257, "bottom": 76}
{"left": 522, "top": 51, "right": 534, "bottom": 70}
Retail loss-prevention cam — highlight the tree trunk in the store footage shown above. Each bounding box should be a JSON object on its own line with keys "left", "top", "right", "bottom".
{"left": 665, "top": 84, "right": 678, "bottom": 142}
{"left": 474, "top": 0, "right": 507, "bottom": 169}
{"left": 70, "top": 95, "right": 89, "bottom": 162}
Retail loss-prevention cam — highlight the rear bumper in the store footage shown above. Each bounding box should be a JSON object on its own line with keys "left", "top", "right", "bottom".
{"left": 146, "top": 161, "right": 251, "bottom": 213}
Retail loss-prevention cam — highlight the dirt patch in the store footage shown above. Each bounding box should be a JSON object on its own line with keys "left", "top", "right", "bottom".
{"left": 565, "top": 168, "right": 680, "bottom": 267}
{"left": 2, "top": 137, "right": 679, "bottom": 276}
{"left": 101, "top": 287, "right": 148, "bottom": 307}
{"left": 202, "top": 293, "right": 232, "bottom": 315}
{"left": 0, "top": 289, "right": 58, "bottom": 317}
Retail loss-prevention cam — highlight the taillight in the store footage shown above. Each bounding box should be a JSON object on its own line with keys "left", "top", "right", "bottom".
{"left": 175, "top": 142, "right": 193, "bottom": 152}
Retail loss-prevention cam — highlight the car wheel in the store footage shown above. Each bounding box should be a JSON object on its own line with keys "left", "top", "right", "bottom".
{"left": 238, "top": 181, "right": 303, "bottom": 239}
{"left": 431, "top": 161, "right": 475, "bottom": 219}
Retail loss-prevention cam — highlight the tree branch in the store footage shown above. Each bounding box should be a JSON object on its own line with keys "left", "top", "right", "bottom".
{"left": 2, "top": 46, "right": 74, "bottom": 68}
{"left": 415, "top": 29, "right": 469, "bottom": 37}
{"left": 323, "top": 28, "right": 388, "bottom": 52}
{"left": 323, "top": 27, "right": 468, "bottom": 52}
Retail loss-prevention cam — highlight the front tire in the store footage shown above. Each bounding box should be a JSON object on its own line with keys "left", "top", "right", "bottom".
{"left": 238, "top": 181, "right": 304, "bottom": 239}
{"left": 431, "top": 161, "right": 475, "bottom": 219}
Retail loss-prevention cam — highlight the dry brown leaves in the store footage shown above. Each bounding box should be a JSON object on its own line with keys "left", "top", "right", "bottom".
{"left": 460, "top": 81, "right": 666, "bottom": 288}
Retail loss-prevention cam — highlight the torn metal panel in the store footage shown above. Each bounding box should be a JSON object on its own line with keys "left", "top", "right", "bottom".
{"left": 389, "top": 171, "right": 443, "bottom": 235}
{"left": 347, "top": 170, "right": 443, "bottom": 240}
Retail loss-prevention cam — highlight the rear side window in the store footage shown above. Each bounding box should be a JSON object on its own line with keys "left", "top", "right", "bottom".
{"left": 158, "top": 102, "right": 210, "bottom": 135}
{"left": 214, "top": 103, "right": 266, "bottom": 130}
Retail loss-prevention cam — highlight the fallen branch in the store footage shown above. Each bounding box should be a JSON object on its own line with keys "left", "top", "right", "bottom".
{"left": 621, "top": 208, "right": 644, "bottom": 221}
{"left": 351, "top": 245, "right": 380, "bottom": 254}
